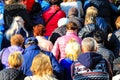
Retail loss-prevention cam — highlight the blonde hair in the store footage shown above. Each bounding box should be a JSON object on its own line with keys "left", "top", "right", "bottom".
{"left": 65, "top": 38, "right": 81, "bottom": 61}
{"left": 115, "top": 16, "right": 120, "bottom": 29}
{"left": 30, "top": 53, "right": 53, "bottom": 76}
{"left": 5, "top": 16, "right": 29, "bottom": 40}
{"left": 8, "top": 52, "right": 23, "bottom": 68}
{"left": 10, "top": 34, "right": 24, "bottom": 46}
{"left": 85, "top": 6, "right": 98, "bottom": 25}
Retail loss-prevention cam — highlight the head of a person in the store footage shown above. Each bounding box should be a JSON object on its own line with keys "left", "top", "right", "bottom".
{"left": 81, "top": 37, "right": 97, "bottom": 53}
{"left": 93, "top": 30, "right": 107, "bottom": 44}
{"left": 33, "top": 24, "right": 46, "bottom": 36}
{"left": 8, "top": 52, "right": 23, "bottom": 68}
{"left": 4, "top": 0, "right": 19, "bottom": 4}
{"left": 66, "top": 21, "right": 78, "bottom": 31}
{"left": 115, "top": 16, "right": 120, "bottom": 29}
{"left": 68, "top": 7, "right": 78, "bottom": 17}
{"left": 65, "top": 38, "right": 81, "bottom": 61}
{"left": 24, "top": 37, "right": 38, "bottom": 48}
{"left": 30, "top": 53, "right": 53, "bottom": 76}
{"left": 49, "top": 0, "right": 61, "bottom": 5}
{"left": 85, "top": 6, "right": 98, "bottom": 25}
{"left": 57, "top": 17, "right": 70, "bottom": 27}
{"left": 10, "top": 34, "right": 24, "bottom": 46}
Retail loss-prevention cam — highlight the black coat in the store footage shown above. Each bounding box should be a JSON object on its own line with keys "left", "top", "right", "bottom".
{"left": 4, "top": 3, "right": 33, "bottom": 31}
{"left": 0, "top": 68, "right": 26, "bottom": 80}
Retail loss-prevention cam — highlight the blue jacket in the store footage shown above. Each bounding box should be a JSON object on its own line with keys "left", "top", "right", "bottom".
{"left": 21, "top": 44, "right": 63, "bottom": 79}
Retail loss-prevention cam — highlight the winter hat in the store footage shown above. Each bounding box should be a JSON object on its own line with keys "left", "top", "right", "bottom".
{"left": 58, "top": 18, "right": 69, "bottom": 27}
{"left": 68, "top": 7, "right": 78, "bottom": 17}
{"left": 25, "top": 37, "right": 38, "bottom": 45}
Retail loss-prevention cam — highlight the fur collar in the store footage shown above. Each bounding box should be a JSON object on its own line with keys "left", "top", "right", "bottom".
{"left": 5, "top": 3, "right": 26, "bottom": 11}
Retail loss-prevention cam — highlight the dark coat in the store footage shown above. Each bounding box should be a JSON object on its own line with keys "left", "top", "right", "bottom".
{"left": 78, "top": 23, "right": 99, "bottom": 39}
{"left": 0, "top": 68, "right": 26, "bottom": 80}
{"left": 4, "top": 3, "right": 33, "bottom": 31}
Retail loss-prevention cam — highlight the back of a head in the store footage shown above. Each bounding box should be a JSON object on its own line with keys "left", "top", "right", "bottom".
{"left": 33, "top": 24, "right": 45, "bottom": 36}
{"left": 24, "top": 37, "right": 38, "bottom": 47}
{"left": 82, "top": 37, "right": 97, "bottom": 52}
{"left": 30, "top": 53, "right": 53, "bottom": 76}
{"left": 93, "top": 30, "right": 106, "bottom": 43}
{"left": 10, "top": 34, "right": 24, "bottom": 46}
{"left": 8, "top": 52, "right": 23, "bottom": 68}
{"left": 68, "top": 7, "right": 78, "bottom": 17}
{"left": 66, "top": 21, "right": 78, "bottom": 30}
{"left": 65, "top": 38, "right": 81, "bottom": 61}
{"left": 4, "top": 0, "right": 19, "bottom": 4}
{"left": 63, "top": 0, "right": 76, "bottom": 2}
{"left": 115, "top": 16, "right": 120, "bottom": 29}
{"left": 85, "top": 6, "right": 98, "bottom": 25}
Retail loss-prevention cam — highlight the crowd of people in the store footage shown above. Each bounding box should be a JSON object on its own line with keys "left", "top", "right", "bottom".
{"left": 0, "top": 0, "right": 120, "bottom": 80}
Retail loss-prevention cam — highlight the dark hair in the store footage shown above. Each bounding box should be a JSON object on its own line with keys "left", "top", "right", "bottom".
{"left": 93, "top": 30, "right": 106, "bottom": 43}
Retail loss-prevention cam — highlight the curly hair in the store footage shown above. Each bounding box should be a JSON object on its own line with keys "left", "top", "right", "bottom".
{"left": 33, "top": 24, "right": 46, "bottom": 36}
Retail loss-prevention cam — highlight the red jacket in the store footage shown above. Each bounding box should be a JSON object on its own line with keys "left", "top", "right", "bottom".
{"left": 43, "top": 5, "right": 66, "bottom": 36}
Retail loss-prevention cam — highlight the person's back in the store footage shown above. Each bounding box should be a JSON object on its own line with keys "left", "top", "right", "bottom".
{"left": 71, "top": 37, "right": 110, "bottom": 80}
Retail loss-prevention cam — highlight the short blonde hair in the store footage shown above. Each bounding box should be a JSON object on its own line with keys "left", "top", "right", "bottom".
{"left": 115, "top": 16, "right": 120, "bottom": 29}
{"left": 85, "top": 6, "right": 98, "bottom": 25}
{"left": 30, "top": 53, "right": 53, "bottom": 76}
{"left": 10, "top": 34, "right": 24, "bottom": 46}
{"left": 65, "top": 38, "right": 81, "bottom": 61}
{"left": 8, "top": 52, "right": 23, "bottom": 68}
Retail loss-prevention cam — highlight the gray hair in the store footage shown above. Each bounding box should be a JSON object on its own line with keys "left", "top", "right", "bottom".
{"left": 82, "top": 37, "right": 97, "bottom": 52}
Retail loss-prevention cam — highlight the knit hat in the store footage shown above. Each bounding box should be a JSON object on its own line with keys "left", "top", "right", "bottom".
{"left": 25, "top": 37, "right": 38, "bottom": 45}
{"left": 57, "top": 18, "right": 69, "bottom": 27}
{"left": 68, "top": 7, "right": 78, "bottom": 17}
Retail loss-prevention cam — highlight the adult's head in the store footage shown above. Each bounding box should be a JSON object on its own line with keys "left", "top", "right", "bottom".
{"left": 8, "top": 51, "right": 23, "bottom": 68}
{"left": 63, "top": 0, "right": 76, "bottom": 2}
{"left": 115, "top": 16, "right": 120, "bottom": 29}
{"left": 65, "top": 38, "right": 81, "bottom": 61}
{"left": 10, "top": 34, "right": 24, "bottom": 47}
{"left": 81, "top": 37, "right": 97, "bottom": 53}
{"left": 33, "top": 24, "right": 46, "bottom": 36}
{"left": 93, "top": 30, "right": 106, "bottom": 44}
{"left": 68, "top": 7, "right": 78, "bottom": 17}
{"left": 85, "top": 6, "right": 98, "bottom": 25}
{"left": 4, "top": 0, "right": 19, "bottom": 4}
{"left": 24, "top": 37, "right": 38, "bottom": 48}
{"left": 66, "top": 21, "right": 78, "bottom": 31}
{"left": 30, "top": 53, "right": 53, "bottom": 76}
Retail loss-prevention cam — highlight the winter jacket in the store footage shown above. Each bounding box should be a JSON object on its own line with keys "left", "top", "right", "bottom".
{"left": 49, "top": 26, "right": 66, "bottom": 45}
{"left": 43, "top": 5, "right": 66, "bottom": 36}
{"left": 60, "top": 58, "right": 73, "bottom": 80}
{"left": 78, "top": 23, "right": 99, "bottom": 39}
{"left": 21, "top": 44, "right": 64, "bottom": 80}
{"left": 52, "top": 31, "right": 82, "bottom": 62}
{"left": 71, "top": 52, "right": 109, "bottom": 79}
{"left": 1, "top": 46, "right": 24, "bottom": 68}
{"left": 0, "top": 68, "right": 26, "bottom": 80}
{"left": 4, "top": 3, "right": 33, "bottom": 31}
{"left": 109, "top": 29, "right": 120, "bottom": 58}
{"left": 97, "top": 43, "right": 115, "bottom": 67}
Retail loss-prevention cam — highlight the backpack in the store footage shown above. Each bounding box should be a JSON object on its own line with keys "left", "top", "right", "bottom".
{"left": 72, "top": 59, "right": 110, "bottom": 80}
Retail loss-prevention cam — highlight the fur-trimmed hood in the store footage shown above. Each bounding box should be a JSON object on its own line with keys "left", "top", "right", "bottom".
{"left": 4, "top": 3, "right": 26, "bottom": 11}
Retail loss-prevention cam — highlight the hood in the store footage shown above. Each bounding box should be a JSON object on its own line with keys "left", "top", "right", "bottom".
{"left": 77, "top": 52, "right": 103, "bottom": 69}
{"left": 8, "top": 46, "right": 24, "bottom": 53}
{"left": 5, "top": 3, "right": 26, "bottom": 11}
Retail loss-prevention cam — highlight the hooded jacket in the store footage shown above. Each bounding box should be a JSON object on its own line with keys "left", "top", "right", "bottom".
{"left": 72, "top": 52, "right": 108, "bottom": 77}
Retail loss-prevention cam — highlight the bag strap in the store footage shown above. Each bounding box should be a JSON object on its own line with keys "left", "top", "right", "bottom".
{"left": 45, "top": 9, "right": 60, "bottom": 26}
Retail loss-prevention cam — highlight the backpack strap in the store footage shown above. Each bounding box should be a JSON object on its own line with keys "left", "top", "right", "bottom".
{"left": 45, "top": 9, "right": 60, "bottom": 26}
